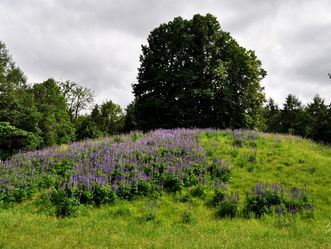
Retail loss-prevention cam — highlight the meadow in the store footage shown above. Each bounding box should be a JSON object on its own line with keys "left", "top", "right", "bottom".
{"left": 0, "top": 129, "right": 330, "bottom": 249}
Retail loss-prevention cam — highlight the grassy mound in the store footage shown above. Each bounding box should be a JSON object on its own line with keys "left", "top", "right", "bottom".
{"left": 0, "top": 129, "right": 330, "bottom": 248}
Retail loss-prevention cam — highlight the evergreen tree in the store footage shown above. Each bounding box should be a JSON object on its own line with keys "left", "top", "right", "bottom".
{"left": 280, "top": 94, "right": 310, "bottom": 136}
{"left": 264, "top": 98, "right": 281, "bottom": 132}
{"left": 306, "top": 95, "right": 329, "bottom": 142}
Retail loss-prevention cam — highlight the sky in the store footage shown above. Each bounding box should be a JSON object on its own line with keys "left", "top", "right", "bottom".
{"left": 0, "top": 0, "right": 330, "bottom": 109}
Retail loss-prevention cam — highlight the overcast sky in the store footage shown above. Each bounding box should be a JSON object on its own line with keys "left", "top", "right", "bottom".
{"left": 0, "top": 0, "right": 330, "bottom": 109}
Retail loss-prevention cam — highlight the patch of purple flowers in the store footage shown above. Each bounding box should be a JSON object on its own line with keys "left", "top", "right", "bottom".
{"left": 245, "top": 181, "right": 313, "bottom": 218}
{"left": 0, "top": 129, "right": 208, "bottom": 204}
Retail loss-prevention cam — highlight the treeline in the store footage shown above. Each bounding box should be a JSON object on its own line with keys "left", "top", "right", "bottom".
{"left": 0, "top": 42, "right": 125, "bottom": 160}
{"left": 1, "top": 13, "right": 331, "bottom": 160}
{"left": 263, "top": 94, "right": 331, "bottom": 143}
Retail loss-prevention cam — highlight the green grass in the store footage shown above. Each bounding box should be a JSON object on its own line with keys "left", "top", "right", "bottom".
{"left": 1, "top": 130, "right": 331, "bottom": 249}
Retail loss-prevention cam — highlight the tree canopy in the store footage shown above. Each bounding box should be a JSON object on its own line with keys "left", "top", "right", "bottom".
{"left": 58, "top": 80, "right": 95, "bottom": 121}
{"left": 32, "top": 78, "right": 76, "bottom": 146}
{"left": 133, "top": 14, "right": 266, "bottom": 130}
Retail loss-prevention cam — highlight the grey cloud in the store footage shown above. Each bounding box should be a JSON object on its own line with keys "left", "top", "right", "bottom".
{"left": 0, "top": 0, "right": 330, "bottom": 108}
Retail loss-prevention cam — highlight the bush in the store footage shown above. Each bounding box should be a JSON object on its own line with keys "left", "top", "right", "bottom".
{"left": 244, "top": 182, "right": 313, "bottom": 218}
{"left": 137, "top": 181, "right": 152, "bottom": 196}
{"left": 74, "top": 187, "right": 93, "bottom": 204}
{"left": 50, "top": 188, "right": 80, "bottom": 217}
{"left": 190, "top": 185, "right": 206, "bottom": 198}
{"left": 162, "top": 174, "right": 182, "bottom": 192}
{"left": 116, "top": 185, "right": 135, "bottom": 200}
{"left": 215, "top": 193, "right": 240, "bottom": 218}
{"left": 208, "top": 159, "right": 231, "bottom": 182}
{"left": 92, "top": 185, "right": 116, "bottom": 206}
{"left": 212, "top": 189, "right": 225, "bottom": 206}
{"left": 55, "top": 197, "right": 80, "bottom": 217}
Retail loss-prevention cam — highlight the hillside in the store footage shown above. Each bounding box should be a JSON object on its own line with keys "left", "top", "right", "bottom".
{"left": 0, "top": 129, "right": 330, "bottom": 249}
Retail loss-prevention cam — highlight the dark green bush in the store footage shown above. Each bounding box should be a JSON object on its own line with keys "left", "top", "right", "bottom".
{"left": 212, "top": 189, "right": 225, "bottom": 206}
{"left": 50, "top": 188, "right": 80, "bottom": 217}
{"left": 216, "top": 200, "right": 239, "bottom": 218}
{"left": 190, "top": 185, "right": 206, "bottom": 198}
{"left": 137, "top": 181, "right": 152, "bottom": 196}
{"left": 244, "top": 182, "right": 313, "bottom": 218}
{"left": 208, "top": 159, "right": 231, "bottom": 182}
{"left": 92, "top": 185, "right": 116, "bottom": 206}
{"left": 116, "top": 185, "right": 135, "bottom": 200}
{"left": 215, "top": 193, "right": 240, "bottom": 218}
{"left": 74, "top": 187, "right": 93, "bottom": 204}
{"left": 162, "top": 174, "right": 182, "bottom": 192}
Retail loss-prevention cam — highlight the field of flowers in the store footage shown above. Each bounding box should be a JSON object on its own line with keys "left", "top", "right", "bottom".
{"left": 0, "top": 129, "right": 204, "bottom": 208}
{"left": 0, "top": 129, "right": 314, "bottom": 219}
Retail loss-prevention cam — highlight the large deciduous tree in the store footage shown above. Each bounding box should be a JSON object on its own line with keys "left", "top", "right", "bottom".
{"left": 32, "top": 79, "right": 75, "bottom": 146}
{"left": 0, "top": 122, "right": 41, "bottom": 160}
{"left": 0, "top": 41, "right": 42, "bottom": 158}
{"left": 132, "top": 14, "right": 266, "bottom": 130}
{"left": 58, "top": 80, "right": 94, "bottom": 121}
{"left": 84, "top": 100, "right": 124, "bottom": 138}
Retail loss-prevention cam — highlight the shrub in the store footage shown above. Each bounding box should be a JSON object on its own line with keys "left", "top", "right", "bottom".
{"left": 137, "top": 181, "right": 152, "bottom": 196}
{"left": 244, "top": 182, "right": 313, "bottom": 218}
{"left": 212, "top": 189, "right": 225, "bottom": 206}
{"left": 190, "top": 185, "right": 206, "bottom": 198}
{"left": 74, "top": 187, "right": 93, "bottom": 204}
{"left": 208, "top": 159, "right": 231, "bottom": 182}
{"left": 215, "top": 192, "right": 240, "bottom": 218}
{"left": 162, "top": 174, "right": 182, "bottom": 192}
{"left": 116, "top": 185, "right": 135, "bottom": 200}
{"left": 92, "top": 185, "right": 116, "bottom": 206}
{"left": 50, "top": 188, "right": 80, "bottom": 217}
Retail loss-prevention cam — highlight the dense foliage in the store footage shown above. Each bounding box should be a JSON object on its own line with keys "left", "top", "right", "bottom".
{"left": 244, "top": 182, "right": 313, "bottom": 218}
{"left": 264, "top": 94, "right": 331, "bottom": 143}
{"left": 0, "top": 41, "right": 125, "bottom": 159}
{"left": 133, "top": 14, "right": 266, "bottom": 130}
{"left": 58, "top": 80, "right": 95, "bottom": 121}
{"left": 32, "top": 79, "right": 76, "bottom": 146}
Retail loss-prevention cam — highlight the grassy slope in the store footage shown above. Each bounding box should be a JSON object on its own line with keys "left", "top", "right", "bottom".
{"left": 0, "top": 130, "right": 331, "bottom": 249}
